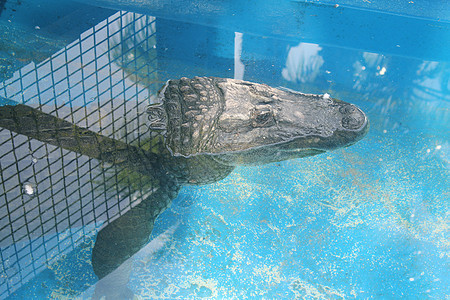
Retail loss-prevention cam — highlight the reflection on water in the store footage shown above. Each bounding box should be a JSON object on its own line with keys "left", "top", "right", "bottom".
{"left": 280, "top": 38, "right": 449, "bottom": 135}
{"left": 282, "top": 42, "right": 324, "bottom": 84}
{"left": 0, "top": 4, "right": 449, "bottom": 300}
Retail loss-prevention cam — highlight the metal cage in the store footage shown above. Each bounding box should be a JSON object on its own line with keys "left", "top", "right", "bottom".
{"left": 0, "top": 11, "right": 160, "bottom": 298}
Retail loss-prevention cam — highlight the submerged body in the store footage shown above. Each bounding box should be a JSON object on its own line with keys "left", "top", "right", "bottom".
{"left": 0, "top": 77, "right": 368, "bottom": 281}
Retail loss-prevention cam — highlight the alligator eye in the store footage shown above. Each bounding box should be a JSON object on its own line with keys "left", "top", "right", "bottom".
{"left": 251, "top": 108, "right": 275, "bottom": 127}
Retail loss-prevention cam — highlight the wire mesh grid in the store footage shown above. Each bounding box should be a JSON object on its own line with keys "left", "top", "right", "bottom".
{"left": 0, "top": 11, "right": 160, "bottom": 298}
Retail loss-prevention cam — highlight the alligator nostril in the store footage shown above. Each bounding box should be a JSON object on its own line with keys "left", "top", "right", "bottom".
{"left": 341, "top": 108, "right": 365, "bottom": 130}
{"left": 339, "top": 105, "right": 356, "bottom": 115}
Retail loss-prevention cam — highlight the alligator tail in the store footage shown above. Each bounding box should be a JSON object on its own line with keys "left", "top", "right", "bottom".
{"left": 0, "top": 101, "right": 156, "bottom": 175}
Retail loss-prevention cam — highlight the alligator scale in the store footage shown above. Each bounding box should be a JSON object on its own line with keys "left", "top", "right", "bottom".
{"left": 0, "top": 76, "right": 368, "bottom": 282}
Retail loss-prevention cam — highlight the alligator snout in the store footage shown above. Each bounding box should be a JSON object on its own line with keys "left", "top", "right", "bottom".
{"left": 340, "top": 104, "right": 367, "bottom": 131}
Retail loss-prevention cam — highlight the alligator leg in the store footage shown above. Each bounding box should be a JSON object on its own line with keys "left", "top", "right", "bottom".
{"left": 91, "top": 180, "right": 180, "bottom": 279}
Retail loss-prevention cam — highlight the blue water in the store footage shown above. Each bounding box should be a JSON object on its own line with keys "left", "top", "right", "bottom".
{"left": 1, "top": 1, "right": 449, "bottom": 299}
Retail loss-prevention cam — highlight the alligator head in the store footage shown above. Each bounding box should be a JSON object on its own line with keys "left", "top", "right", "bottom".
{"left": 151, "top": 77, "right": 369, "bottom": 165}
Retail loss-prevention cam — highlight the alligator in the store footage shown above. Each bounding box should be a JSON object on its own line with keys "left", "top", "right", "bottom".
{"left": 0, "top": 76, "right": 368, "bottom": 282}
